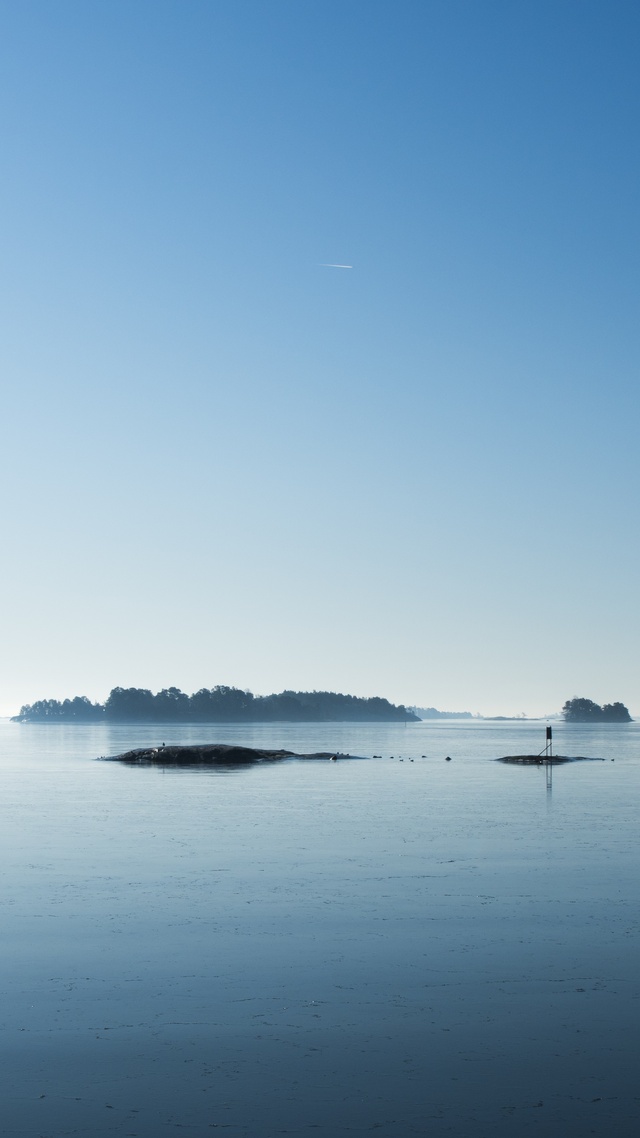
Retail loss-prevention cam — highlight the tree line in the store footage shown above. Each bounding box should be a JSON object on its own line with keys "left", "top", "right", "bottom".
{"left": 562, "top": 698, "right": 632, "bottom": 723}
{"left": 13, "top": 686, "right": 419, "bottom": 723}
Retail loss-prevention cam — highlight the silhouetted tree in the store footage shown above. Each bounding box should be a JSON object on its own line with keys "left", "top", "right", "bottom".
{"left": 154, "top": 687, "right": 190, "bottom": 721}
{"left": 188, "top": 686, "right": 255, "bottom": 720}
{"left": 104, "top": 687, "right": 156, "bottom": 721}
{"left": 601, "top": 701, "right": 632, "bottom": 722}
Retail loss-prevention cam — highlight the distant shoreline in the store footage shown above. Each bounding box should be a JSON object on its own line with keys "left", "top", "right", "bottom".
{"left": 11, "top": 686, "right": 419, "bottom": 725}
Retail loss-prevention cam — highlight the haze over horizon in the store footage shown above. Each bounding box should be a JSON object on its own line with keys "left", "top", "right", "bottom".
{"left": 2, "top": 1, "right": 638, "bottom": 719}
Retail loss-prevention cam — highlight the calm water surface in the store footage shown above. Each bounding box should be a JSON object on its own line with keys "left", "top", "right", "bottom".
{"left": 1, "top": 719, "right": 639, "bottom": 1137}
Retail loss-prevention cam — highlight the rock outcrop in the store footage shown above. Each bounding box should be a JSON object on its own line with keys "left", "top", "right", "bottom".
{"left": 104, "top": 743, "right": 349, "bottom": 765}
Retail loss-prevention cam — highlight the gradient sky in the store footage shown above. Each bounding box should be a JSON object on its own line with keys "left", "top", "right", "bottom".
{"left": 1, "top": 0, "right": 639, "bottom": 717}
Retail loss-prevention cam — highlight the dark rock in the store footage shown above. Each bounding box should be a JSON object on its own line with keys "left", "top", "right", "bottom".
{"left": 102, "top": 743, "right": 354, "bottom": 766}
{"left": 497, "top": 755, "right": 604, "bottom": 764}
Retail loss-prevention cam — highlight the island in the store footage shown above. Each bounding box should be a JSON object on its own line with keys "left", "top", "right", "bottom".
{"left": 562, "top": 698, "right": 632, "bottom": 723}
{"left": 104, "top": 744, "right": 354, "bottom": 765}
{"left": 13, "top": 686, "right": 419, "bottom": 724}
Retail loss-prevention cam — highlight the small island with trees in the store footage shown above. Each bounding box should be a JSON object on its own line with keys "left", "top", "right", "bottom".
{"left": 12, "top": 686, "right": 419, "bottom": 724}
{"left": 562, "top": 698, "right": 632, "bottom": 723}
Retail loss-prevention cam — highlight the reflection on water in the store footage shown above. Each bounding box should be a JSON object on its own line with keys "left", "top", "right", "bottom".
{"left": 1, "top": 718, "right": 639, "bottom": 1137}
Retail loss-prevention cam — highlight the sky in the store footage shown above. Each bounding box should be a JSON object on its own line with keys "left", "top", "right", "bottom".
{"left": 1, "top": 0, "right": 639, "bottom": 717}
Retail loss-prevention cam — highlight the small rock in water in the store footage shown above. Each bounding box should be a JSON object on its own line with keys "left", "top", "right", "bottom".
{"left": 445, "top": 756, "right": 452, "bottom": 761}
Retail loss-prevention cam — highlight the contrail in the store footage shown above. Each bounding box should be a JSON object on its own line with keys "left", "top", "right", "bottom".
{"left": 319, "top": 263, "right": 353, "bottom": 269}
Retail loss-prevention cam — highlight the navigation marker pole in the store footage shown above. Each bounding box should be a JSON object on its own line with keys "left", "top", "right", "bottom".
{"left": 545, "top": 725, "right": 553, "bottom": 792}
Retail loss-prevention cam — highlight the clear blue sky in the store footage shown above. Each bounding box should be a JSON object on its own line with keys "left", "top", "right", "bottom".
{"left": 1, "top": 0, "right": 638, "bottom": 716}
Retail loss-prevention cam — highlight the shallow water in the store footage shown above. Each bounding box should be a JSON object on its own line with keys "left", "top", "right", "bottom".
{"left": 1, "top": 718, "right": 639, "bottom": 1137}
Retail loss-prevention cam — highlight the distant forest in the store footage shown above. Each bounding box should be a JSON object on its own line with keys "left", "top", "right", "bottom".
{"left": 13, "top": 686, "right": 419, "bottom": 724}
{"left": 411, "top": 707, "right": 473, "bottom": 719}
{"left": 562, "top": 698, "right": 632, "bottom": 723}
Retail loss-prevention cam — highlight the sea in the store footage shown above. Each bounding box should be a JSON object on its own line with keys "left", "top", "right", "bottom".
{"left": 1, "top": 717, "right": 639, "bottom": 1137}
